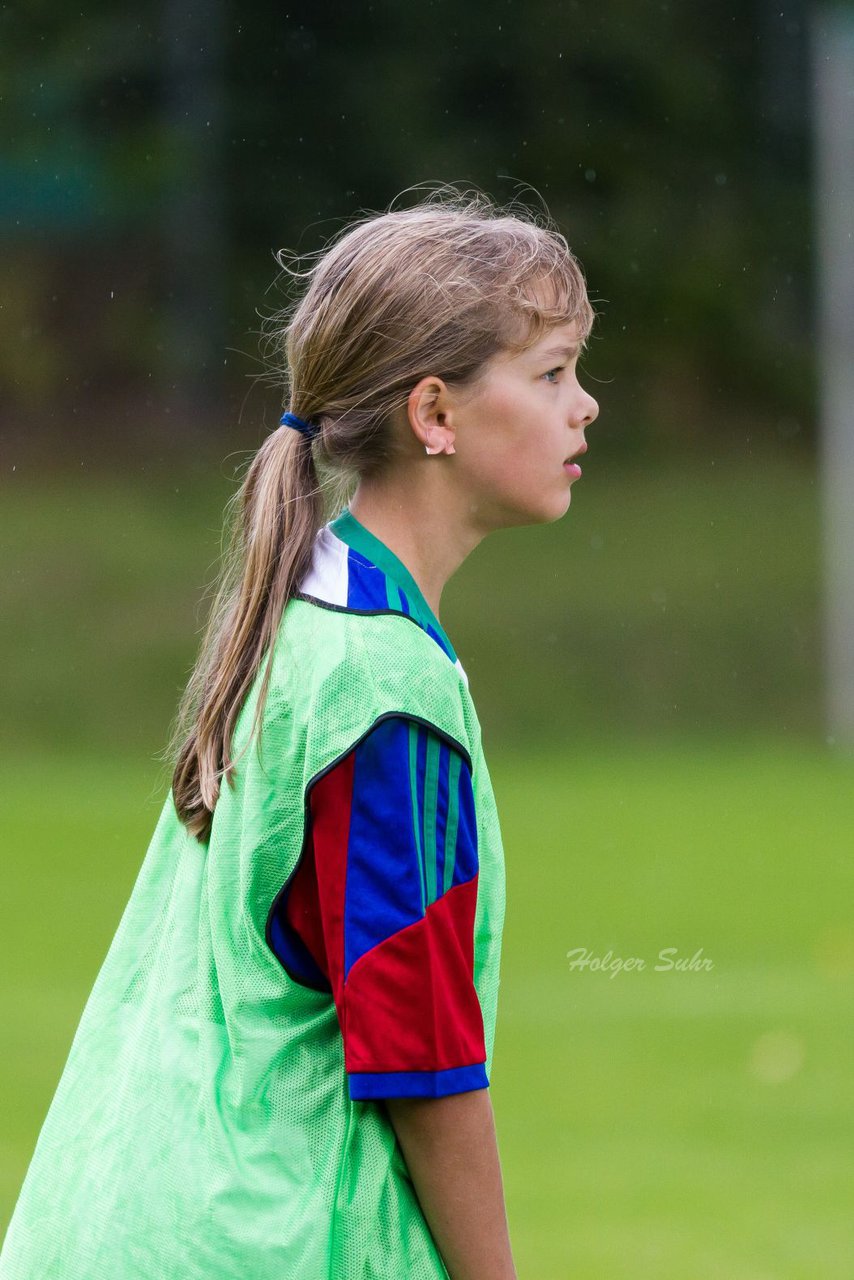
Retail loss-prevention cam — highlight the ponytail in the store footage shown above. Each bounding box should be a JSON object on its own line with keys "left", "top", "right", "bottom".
{"left": 163, "top": 423, "right": 323, "bottom": 844}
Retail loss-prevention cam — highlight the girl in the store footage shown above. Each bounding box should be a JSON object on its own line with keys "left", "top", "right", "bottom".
{"left": 0, "top": 186, "right": 598, "bottom": 1280}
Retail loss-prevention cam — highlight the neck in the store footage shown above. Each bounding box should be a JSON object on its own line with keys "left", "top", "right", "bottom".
{"left": 347, "top": 477, "right": 483, "bottom": 622}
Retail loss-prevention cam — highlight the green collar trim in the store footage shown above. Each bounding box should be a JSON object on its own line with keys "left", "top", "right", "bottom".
{"left": 328, "top": 507, "right": 457, "bottom": 662}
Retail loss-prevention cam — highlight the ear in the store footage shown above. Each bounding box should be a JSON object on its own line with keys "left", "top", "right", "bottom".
{"left": 406, "top": 375, "right": 456, "bottom": 456}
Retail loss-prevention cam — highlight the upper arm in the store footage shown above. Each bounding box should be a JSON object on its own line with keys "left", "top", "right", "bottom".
{"left": 268, "top": 714, "right": 487, "bottom": 1100}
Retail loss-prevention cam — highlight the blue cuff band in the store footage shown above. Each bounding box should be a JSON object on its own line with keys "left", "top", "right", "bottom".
{"left": 348, "top": 1062, "right": 489, "bottom": 1100}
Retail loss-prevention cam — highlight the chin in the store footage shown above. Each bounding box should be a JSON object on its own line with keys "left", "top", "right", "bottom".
{"left": 511, "top": 492, "right": 572, "bottom": 530}
{"left": 483, "top": 485, "right": 572, "bottom": 531}
{"left": 540, "top": 487, "right": 574, "bottom": 524}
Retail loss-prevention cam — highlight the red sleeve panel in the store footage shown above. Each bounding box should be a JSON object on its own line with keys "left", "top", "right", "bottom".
{"left": 267, "top": 715, "right": 488, "bottom": 1099}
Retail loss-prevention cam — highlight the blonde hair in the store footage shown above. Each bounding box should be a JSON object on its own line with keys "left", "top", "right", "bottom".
{"left": 164, "top": 182, "right": 596, "bottom": 842}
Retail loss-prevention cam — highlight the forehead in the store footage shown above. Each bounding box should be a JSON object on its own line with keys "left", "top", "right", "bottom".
{"left": 533, "top": 320, "right": 582, "bottom": 353}
{"left": 510, "top": 320, "right": 584, "bottom": 366}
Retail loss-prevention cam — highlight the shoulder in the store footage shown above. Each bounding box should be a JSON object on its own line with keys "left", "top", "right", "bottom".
{"left": 280, "top": 597, "right": 471, "bottom": 743}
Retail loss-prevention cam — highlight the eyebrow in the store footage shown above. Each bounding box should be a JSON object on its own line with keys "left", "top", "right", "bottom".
{"left": 537, "top": 343, "right": 581, "bottom": 360}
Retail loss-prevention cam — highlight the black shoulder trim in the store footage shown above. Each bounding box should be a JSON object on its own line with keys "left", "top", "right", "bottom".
{"left": 290, "top": 592, "right": 460, "bottom": 668}
{"left": 292, "top": 590, "right": 425, "bottom": 629}
{"left": 311, "top": 710, "right": 472, "bottom": 780}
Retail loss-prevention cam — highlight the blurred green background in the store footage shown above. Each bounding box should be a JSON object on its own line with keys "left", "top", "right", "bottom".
{"left": 2, "top": 2, "right": 853, "bottom": 1276}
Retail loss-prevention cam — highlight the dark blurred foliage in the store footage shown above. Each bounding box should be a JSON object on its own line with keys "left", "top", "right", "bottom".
{"left": 0, "top": 0, "right": 816, "bottom": 464}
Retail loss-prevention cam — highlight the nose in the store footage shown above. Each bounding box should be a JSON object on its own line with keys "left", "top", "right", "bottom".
{"left": 569, "top": 396, "right": 598, "bottom": 435}
{"left": 580, "top": 391, "right": 599, "bottom": 427}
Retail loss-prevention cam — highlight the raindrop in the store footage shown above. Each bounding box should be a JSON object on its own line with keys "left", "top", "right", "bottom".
{"left": 749, "top": 1030, "right": 805, "bottom": 1084}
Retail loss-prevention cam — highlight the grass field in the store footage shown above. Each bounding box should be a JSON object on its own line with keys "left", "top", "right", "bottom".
{"left": 1, "top": 447, "right": 849, "bottom": 1275}
{"left": 1, "top": 738, "right": 852, "bottom": 1278}
{"left": 0, "top": 441, "right": 822, "bottom": 758}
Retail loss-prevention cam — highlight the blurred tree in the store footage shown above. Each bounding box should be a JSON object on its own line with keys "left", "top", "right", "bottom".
{"left": 0, "top": 0, "right": 815, "bottom": 459}
{"left": 161, "top": 0, "right": 227, "bottom": 429}
{"left": 227, "top": 0, "right": 815, "bottom": 454}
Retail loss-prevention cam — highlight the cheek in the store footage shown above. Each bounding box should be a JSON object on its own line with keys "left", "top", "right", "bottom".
{"left": 465, "top": 383, "right": 535, "bottom": 456}
{"left": 464, "top": 430, "right": 543, "bottom": 502}
{"left": 458, "top": 376, "right": 554, "bottom": 494}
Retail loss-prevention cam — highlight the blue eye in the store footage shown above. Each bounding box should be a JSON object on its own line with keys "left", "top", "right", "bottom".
{"left": 543, "top": 366, "right": 565, "bottom": 383}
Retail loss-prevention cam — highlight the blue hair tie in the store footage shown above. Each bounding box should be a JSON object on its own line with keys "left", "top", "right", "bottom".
{"left": 280, "top": 411, "right": 319, "bottom": 439}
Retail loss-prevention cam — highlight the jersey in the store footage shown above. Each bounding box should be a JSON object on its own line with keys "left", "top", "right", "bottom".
{"left": 271, "top": 713, "right": 488, "bottom": 1099}
{"left": 0, "top": 505, "right": 507, "bottom": 1280}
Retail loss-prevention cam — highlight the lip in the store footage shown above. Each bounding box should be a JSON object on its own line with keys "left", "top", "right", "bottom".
{"left": 564, "top": 442, "right": 587, "bottom": 479}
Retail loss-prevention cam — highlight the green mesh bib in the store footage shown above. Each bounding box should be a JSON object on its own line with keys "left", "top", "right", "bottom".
{"left": 0, "top": 596, "right": 506, "bottom": 1280}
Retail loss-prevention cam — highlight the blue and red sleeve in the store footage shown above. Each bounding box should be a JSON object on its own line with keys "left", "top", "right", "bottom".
{"left": 267, "top": 715, "right": 488, "bottom": 1100}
